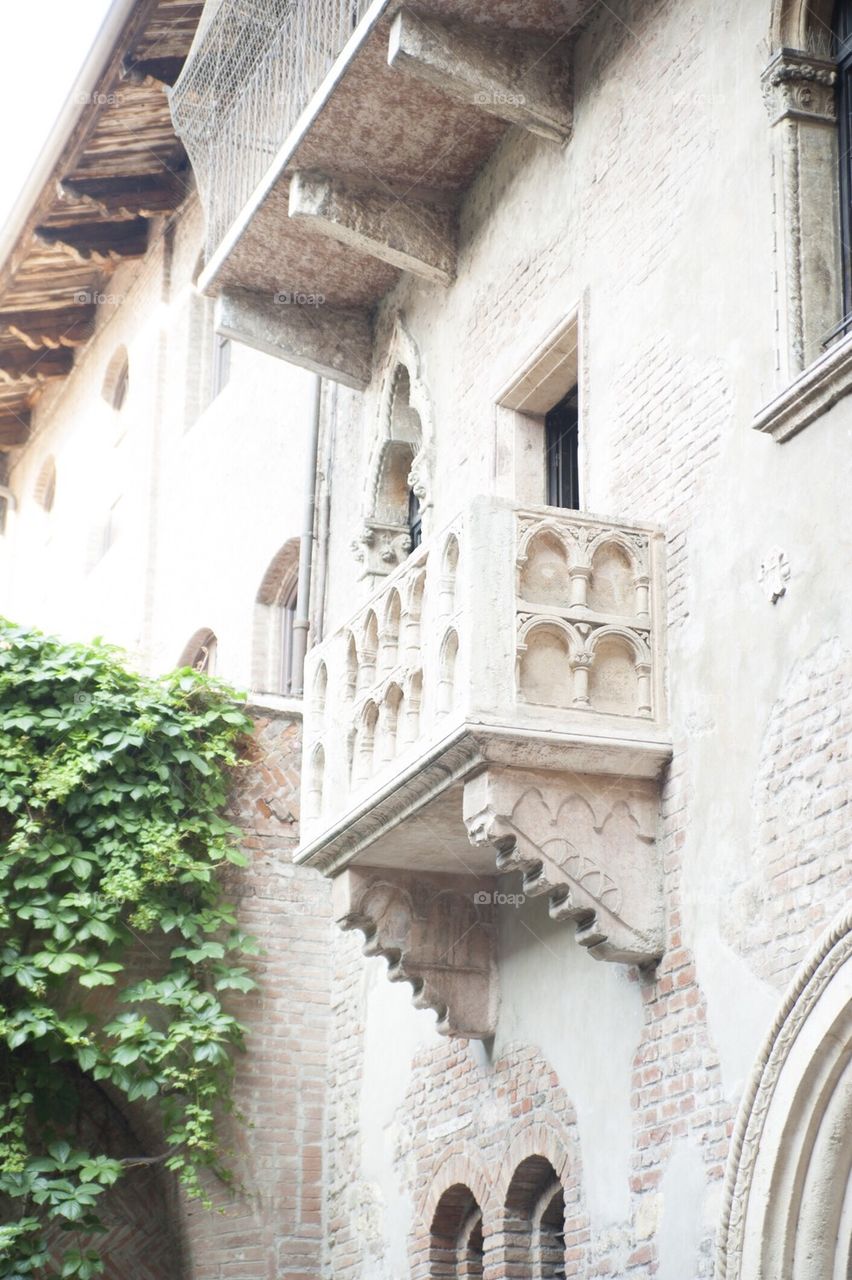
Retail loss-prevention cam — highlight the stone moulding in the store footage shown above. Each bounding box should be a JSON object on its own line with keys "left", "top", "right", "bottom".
{"left": 334, "top": 866, "right": 498, "bottom": 1039}
{"left": 715, "top": 901, "right": 852, "bottom": 1279}
{"left": 759, "top": 47, "right": 842, "bottom": 383}
{"left": 753, "top": 327, "right": 852, "bottom": 441}
{"left": 463, "top": 766, "right": 664, "bottom": 966}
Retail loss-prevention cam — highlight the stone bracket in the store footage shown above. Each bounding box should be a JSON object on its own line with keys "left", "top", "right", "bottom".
{"left": 463, "top": 766, "right": 664, "bottom": 966}
{"left": 333, "top": 867, "right": 498, "bottom": 1039}
{"left": 289, "top": 171, "right": 457, "bottom": 286}
{"left": 388, "top": 10, "right": 573, "bottom": 144}
{"left": 215, "top": 287, "right": 372, "bottom": 389}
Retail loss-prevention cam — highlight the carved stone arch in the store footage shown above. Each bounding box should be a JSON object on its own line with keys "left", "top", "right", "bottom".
{"left": 439, "top": 531, "right": 461, "bottom": 615}
{"left": 585, "top": 625, "right": 652, "bottom": 718}
{"left": 354, "top": 322, "right": 436, "bottom": 582}
{"left": 516, "top": 518, "right": 573, "bottom": 568}
{"left": 770, "top": 0, "right": 835, "bottom": 49}
{"left": 517, "top": 522, "right": 573, "bottom": 607}
{"left": 437, "top": 626, "right": 460, "bottom": 714}
{"left": 586, "top": 624, "right": 649, "bottom": 663}
{"left": 716, "top": 902, "right": 852, "bottom": 1280}
{"left": 586, "top": 532, "right": 645, "bottom": 616}
{"left": 379, "top": 680, "right": 404, "bottom": 760}
{"left": 516, "top": 618, "right": 578, "bottom": 709}
{"left": 358, "top": 610, "right": 379, "bottom": 691}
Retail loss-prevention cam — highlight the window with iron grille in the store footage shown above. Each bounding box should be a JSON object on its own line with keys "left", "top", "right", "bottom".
{"left": 545, "top": 388, "right": 579, "bottom": 510}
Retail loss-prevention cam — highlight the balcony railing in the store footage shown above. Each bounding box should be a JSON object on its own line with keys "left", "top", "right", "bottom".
{"left": 170, "top": 0, "right": 372, "bottom": 257}
{"left": 297, "top": 497, "right": 668, "bottom": 870}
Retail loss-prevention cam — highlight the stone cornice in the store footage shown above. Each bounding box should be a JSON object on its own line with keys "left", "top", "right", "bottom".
{"left": 754, "top": 328, "right": 852, "bottom": 441}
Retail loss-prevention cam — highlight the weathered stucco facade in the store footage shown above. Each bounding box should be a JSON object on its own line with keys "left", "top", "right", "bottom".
{"left": 2, "top": 0, "right": 851, "bottom": 1275}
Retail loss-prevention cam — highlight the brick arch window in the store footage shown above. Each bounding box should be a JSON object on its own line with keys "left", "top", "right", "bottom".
{"left": 429, "top": 1183, "right": 484, "bottom": 1279}
{"left": 504, "top": 1155, "right": 566, "bottom": 1279}
{"left": 251, "top": 538, "right": 300, "bottom": 695}
{"left": 178, "top": 627, "right": 217, "bottom": 675}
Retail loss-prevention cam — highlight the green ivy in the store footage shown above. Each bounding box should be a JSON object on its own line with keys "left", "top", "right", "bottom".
{"left": 0, "top": 621, "right": 256, "bottom": 1277}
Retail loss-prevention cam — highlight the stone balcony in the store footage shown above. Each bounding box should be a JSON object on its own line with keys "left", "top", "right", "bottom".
{"left": 170, "top": 0, "right": 597, "bottom": 388}
{"left": 295, "top": 498, "right": 671, "bottom": 1037}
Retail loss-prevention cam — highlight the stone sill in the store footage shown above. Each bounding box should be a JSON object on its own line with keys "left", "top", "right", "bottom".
{"left": 754, "top": 330, "right": 852, "bottom": 441}
{"left": 245, "top": 691, "right": 303, "bottom": 718}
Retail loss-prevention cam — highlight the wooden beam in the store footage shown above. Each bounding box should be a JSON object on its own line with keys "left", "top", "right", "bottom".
{"left": 0, "top": 0, "right": 162, "bottom": 300}
{"left": 388, "top": 10, "right": 573, "bottom": 144}
{"left": 289, "top": 171, "right": 457, "bottom": 286}
{"left": 0, "top": 347, "right": 74, "bottom": 384}
{"left": 56, "top": 175, "right": 183, "bottom": 220}
{"left": 0, "top": 307, "right": 95, "bottom": 350}
{"left": 34, "top": 219, "right": 149, "bottom": 264}
{"left": 216, "top": 289, "right": 373, "bottom": 390}
{"left": 0, "top": 413, "right": 31, "bottom": 447}
{"left": 120, "top": 54, "right": 187, "bottom": 86}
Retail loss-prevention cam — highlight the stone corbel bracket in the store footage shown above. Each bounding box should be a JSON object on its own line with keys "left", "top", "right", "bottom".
{"left": 463, "top": 767, "right": 664, "bottom": 966}
{"left": 333, "top": 867, "right": 499, "bottom": 1039}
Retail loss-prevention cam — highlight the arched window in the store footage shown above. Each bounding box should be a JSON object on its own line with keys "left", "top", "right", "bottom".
{"left": 178, "top": 628, "right": 218, "bottom": 675}
{"left": 430, "top": 1184, "right": 484, "bottom": 1279}
{"left": 251, "top": 539, "right": 300, "bottom": 695}
{"left": 504, "top": 1156, "right": 566, "bottom": 1279}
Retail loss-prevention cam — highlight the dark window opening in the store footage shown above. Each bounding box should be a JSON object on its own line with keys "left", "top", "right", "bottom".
{"left": 836, "top": 0, "right": 852, "bottom": 324}
{"left": 408, "top": 485, "right": 422, "bottom": 550}
{"left": 545, "top": 388, "right": 579, "bottom": 510}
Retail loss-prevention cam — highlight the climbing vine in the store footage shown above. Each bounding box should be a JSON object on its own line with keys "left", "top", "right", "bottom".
{"left": 0, "top": 621, "right": 256, "bottom": 1278}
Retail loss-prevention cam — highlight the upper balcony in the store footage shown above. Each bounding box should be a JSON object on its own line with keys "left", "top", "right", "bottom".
{"left": 295, "top": 498, "right": 670, "bottom": 1033}
{"left": 170, "top": 0, "right": 594, "bottom": 386}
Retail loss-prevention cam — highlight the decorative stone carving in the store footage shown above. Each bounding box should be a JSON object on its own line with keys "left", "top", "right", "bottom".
{"left": 351, "top": 521, "right": 412, "bottom": 578}
{"left": 463, "top": 767, "right": 664, "bottom": 966}
{"left": 355, "top": 322, "right": 436, "bottom": 583}
{"left": 759, "top": 49, "right": 842, "bottom": 378}
{"left": 761, "top": 50, "right": 836, "bottom": 126}
{"left": 334, "top": 867, "right": 498, "bottom": 1038}
{"left": 715, "top": 902, "right": 852, "bottom": 1279}
{"left": 758, "top": 547, "right": 790, "bottom": 602}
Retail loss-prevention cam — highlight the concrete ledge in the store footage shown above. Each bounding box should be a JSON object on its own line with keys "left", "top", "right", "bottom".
{"left": 754, "top": 330, "right": 852, "bottom": 441}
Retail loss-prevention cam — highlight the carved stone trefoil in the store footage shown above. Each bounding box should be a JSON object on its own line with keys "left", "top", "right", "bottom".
{"left": 463, "top": 767, "right": 664, "bottom": 966}
{"left": 333, "top": 868, "right": 499, "bottom": 1039}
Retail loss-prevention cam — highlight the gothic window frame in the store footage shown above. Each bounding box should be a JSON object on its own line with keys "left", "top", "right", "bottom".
{"left": 755, "top": 0, "right": 852, "bottom": 440}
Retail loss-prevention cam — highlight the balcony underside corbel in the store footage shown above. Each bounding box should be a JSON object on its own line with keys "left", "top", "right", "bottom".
{"left": 215, "top": 287, "right": 372, "bottom": 389}
{"left": 334, "top": 867, "right": 498, "bottom": 1039}
{"left": 463, "top": 766, "right": 664, "bottom": 966}
{"left": 289, "top": 171, "right": 457, "bottom": 286}
{"left": 388, "top": 10, "right": 573, "bottom": 144}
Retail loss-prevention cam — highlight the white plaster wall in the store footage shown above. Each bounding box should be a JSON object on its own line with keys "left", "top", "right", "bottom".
{"left": 0, "top": 202, "right": 316, "bottom": 690}
{"left": 329, "top": 0, "right": 852, "bottom": 1273}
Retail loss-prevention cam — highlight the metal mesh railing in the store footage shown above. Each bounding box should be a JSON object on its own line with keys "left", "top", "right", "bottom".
{"left": 170, "top": 0, "right": 372, "bottom": 258}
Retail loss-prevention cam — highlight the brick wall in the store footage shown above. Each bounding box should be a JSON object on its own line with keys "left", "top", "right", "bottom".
{"left": 181, "top": 707, "right": 332, "bottom": 1280}
{"left": 724, "top": 637, "right": 852, "bottom": 989}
